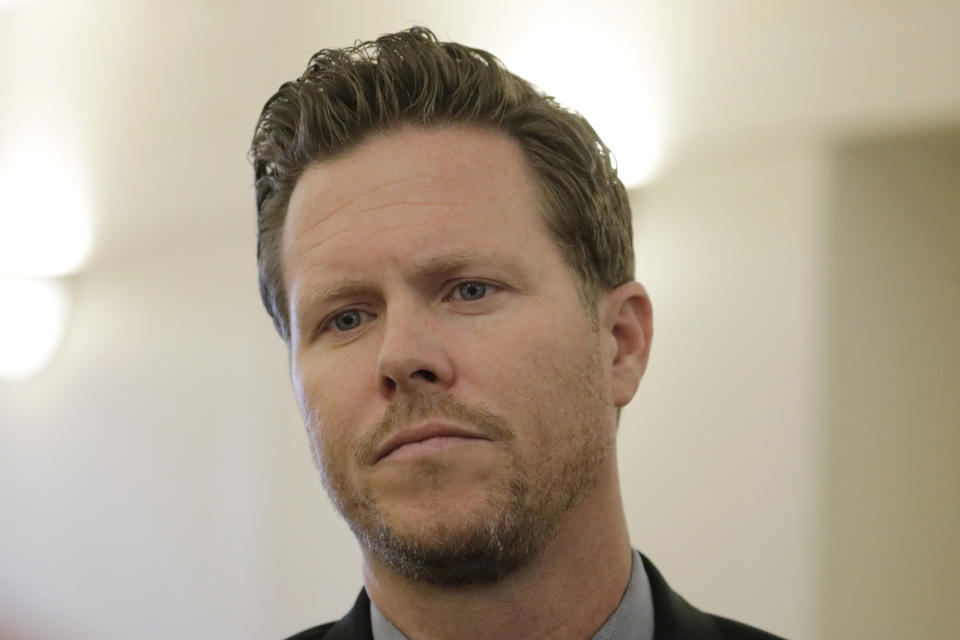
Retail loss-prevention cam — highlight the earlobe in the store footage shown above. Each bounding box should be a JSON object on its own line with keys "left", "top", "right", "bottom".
{"left": 601, "top": 282, "right": 654, "bottom": 407}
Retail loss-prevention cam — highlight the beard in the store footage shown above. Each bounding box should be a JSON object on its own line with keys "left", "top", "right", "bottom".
{"left": 305, "top": 348, "right": 612, "bottom": 587}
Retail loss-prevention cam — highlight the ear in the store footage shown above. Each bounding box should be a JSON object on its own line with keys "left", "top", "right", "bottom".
{"left": 598, "top": 281, "right": 653, "bottom": 408}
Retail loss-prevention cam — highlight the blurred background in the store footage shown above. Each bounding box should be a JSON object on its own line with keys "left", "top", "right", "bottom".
{"left": 1, "top": 1, "right": 958, "bottom": 638}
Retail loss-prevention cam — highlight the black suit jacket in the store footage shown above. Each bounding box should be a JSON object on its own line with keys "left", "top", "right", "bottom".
{"left": 284, "top": 555, "right": 786, "bottom": 640}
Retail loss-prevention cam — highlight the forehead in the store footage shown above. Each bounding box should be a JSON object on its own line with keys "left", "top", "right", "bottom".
{"left": 281, "top": 126, "right": 556, "bottom": 284}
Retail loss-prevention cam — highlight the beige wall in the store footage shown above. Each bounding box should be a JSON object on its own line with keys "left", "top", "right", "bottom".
{"left": 623, "top": 125, "right": 960, "bottom": 640}
{"left": 621, "top": 138, "right": 827, "bottom": 639}
{"left": 0, "top": 246, "right": 361, "bottom": 638}
{"left": 818, "top": 130, "right": 960, "bottom": 640}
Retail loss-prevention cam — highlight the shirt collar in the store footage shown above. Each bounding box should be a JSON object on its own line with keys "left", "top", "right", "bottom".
{"left": 370, "top": 549, "right": 654, "bottom": 640}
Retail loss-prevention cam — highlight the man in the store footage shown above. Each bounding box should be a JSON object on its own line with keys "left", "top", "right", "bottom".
{"left": 251, "top": 27, "right": 784, "bottom": 640}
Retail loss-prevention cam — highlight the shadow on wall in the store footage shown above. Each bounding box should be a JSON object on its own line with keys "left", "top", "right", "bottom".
{"left": 819, "top": 124, "right": 960, "bottom": 640}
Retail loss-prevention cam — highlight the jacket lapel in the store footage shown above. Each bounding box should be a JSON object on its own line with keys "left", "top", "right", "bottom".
{"left": 642, "top": 555, "right": 726, "bottom": 640}
{"left": 322, "top": 589, "right": 374, "bottom": 640}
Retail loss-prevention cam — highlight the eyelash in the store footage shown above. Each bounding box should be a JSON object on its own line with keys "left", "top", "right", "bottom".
{"left": 318, "top": 280, "right": 499, "bottom": 336}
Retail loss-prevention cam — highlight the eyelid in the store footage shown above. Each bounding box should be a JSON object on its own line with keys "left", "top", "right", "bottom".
{"left": 444, "top": 279, "right": 501, "bottom": 301}
{"left": 317, "top": 307, "right": 373, "bottom": 336}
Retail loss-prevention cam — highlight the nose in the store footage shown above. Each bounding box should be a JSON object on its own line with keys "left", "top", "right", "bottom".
{"left": 375, "top": 306, "right": 454, "bottom": 395}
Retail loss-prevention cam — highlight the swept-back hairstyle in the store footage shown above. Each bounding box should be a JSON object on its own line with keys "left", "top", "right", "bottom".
{"left": 251, "top": 26, "right": 634, "bottom": 342}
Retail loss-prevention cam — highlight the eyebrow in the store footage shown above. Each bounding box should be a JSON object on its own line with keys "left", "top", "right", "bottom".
{"left": 411, "top": 251, "right": 488, "bottom": 279}
{"left": 297, "top": 279, "right": 377, "bottom": 315}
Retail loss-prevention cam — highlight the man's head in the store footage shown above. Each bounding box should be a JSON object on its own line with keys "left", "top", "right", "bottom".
{"left": 252, "top": 26, "right": 634, "bottom": 342}
{"left": 251, "top": 28, "right": 652, "bottom": 586}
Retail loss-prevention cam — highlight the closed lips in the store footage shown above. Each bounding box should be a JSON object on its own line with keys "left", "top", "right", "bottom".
{"left": 376, "top": 423, "right": 487, "bottom": 461}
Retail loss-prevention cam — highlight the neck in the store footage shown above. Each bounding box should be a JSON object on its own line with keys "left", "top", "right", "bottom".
{"left": 361, "top": 470, "right": 632, "bottom": 640}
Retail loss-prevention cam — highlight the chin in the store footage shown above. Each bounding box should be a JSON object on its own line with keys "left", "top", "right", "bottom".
{"left": 358, "top": 507, "right": 546, "bottom": 586}
{"left": 347, "top": 476, "right": 555, "bottom": 586}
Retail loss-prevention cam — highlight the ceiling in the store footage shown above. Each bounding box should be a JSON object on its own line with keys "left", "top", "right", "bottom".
{"left": 2, "top": 0, "right": 959, "bottom": 272}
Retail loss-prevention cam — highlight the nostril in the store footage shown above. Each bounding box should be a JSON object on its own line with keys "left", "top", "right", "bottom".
{"left": 413, "top": 369, "right": 437, "bottom": 383}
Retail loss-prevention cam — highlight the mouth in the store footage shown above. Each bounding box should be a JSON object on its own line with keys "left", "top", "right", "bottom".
{"left": 375, "top": 422, "right": 489, "bottom": 462}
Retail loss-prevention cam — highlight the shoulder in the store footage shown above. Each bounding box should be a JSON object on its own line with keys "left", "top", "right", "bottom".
{"left": 283, "top": 561, "right": 786, "bottom": 640}
{"left": 640, "top": 554, "right": 788, "bottom": 640}
{"left": 281, "top": 590, "right": 373, "bottom": 640}
{"left": 283, "top": 621, "right": 337, "bottom": 640}
{"left": 712, "top": 615, "right": 787, "bottom": 639}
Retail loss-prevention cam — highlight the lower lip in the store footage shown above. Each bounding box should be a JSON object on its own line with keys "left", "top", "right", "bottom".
{"left": 382, "top": 436, "right": 482, "bottom": 461}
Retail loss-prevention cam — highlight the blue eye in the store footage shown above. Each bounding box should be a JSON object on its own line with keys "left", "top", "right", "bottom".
{"left": 331, "top": 310, "right": 364, "bottom": 331}
{"left": 457, "top": 282, "right": 487, "bottom": 301}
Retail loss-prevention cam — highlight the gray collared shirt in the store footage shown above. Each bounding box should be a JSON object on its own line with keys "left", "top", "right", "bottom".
{"left": 370, "top": 549, "right": 654, "bottom": 640}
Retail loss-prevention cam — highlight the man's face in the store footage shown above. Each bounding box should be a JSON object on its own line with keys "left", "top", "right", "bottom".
{"left": 282, "top": 126, "right": 619, "bottom": 584}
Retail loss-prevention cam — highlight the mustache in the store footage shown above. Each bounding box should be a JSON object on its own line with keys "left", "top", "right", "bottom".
{"left": 352, "top": 394, "right": 514, "bottom": 465}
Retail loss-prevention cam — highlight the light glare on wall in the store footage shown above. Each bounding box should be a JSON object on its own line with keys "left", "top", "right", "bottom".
{"left": 504, "top": 63, "right": 663, "bottom": 187}
{"left": 584, "top": 92, "right": 663, "bottom": 188}
{"left": 0, "top": 277, "right": 70, "bottom": 379}
{"left": 0, "top": 128, "right": 93, "bottom": 277}
{"left": 539, "top": 78, "right": 663, "bottom": 188}
{"left": 0, "top": 122, "right": 90, "bottom": 379}
{"left": 499, "top": 18, "right": 665, "bottom": 188}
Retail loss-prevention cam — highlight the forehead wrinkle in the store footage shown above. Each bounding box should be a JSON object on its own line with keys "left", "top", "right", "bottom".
{"left": 287, "top": 225, "right": 356, "bottom": 271}
{"left": 349, "top": 200, "right": 455, "bottom": 218}
{"left": 288, "top": 199, "right": 459, "bottom": 261}
{"left": 290, "top": 170, "right": 453, "bottom": 244}
{"left": 291, "top": 212, "right": 451, "bottom": 269}
{"left": 291, "top": 176, "right": 414, "bottom": 242}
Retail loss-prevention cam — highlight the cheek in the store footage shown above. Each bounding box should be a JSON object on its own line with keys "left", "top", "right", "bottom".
{"left": 462, "top": 309, "right": 597, "bottom": 419}
{"left": 500, "top": 307, "right": 593, "bottom": 378}
{"left": 294, "top": 350, "right": 379, "bottom": 459}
